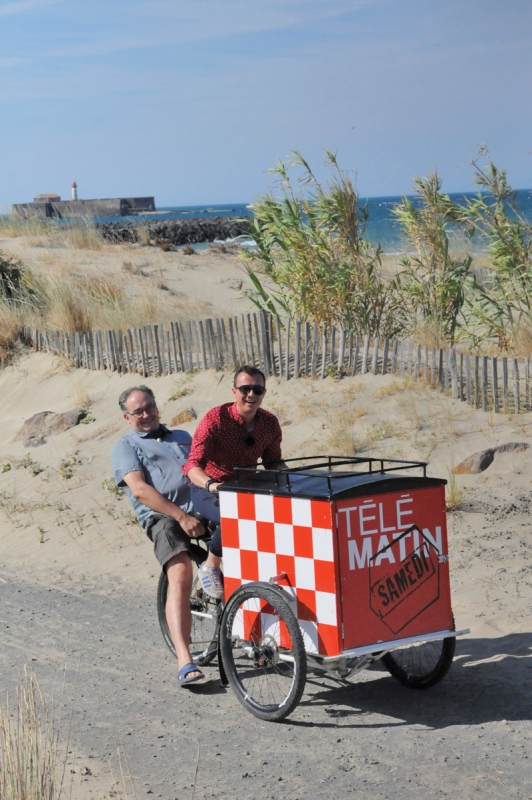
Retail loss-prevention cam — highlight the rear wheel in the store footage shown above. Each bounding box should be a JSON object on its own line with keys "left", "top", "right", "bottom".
{"left": 382, "top": 635, "right": 456, "bottom": 689}
{"left": 157, "top": 543, "right": 220, "bottom": 666}
{"left": 220, "top": 584, "right": 306, "bottom": 722}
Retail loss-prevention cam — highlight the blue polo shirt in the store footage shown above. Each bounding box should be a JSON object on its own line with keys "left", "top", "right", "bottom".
{"left": 111, "top": 426, "right": 193, "bottom": 531}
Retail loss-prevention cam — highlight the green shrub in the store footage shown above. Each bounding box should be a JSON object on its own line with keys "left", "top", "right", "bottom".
{"left": 0, "top": 251, "right": 26, "bottom": 301}
{"left": 392, "top": 173, "right": 472, "bottom": 346}
{"left": 457, "top": 146, "right": 532, "bottom": 352}
{"left": 243, "top": 151, "right": 404, "bottom": 337}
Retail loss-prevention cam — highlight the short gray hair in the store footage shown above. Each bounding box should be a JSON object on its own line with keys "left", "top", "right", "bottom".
{"left": 118, "top": 385, "right": 155, "bottom": 413}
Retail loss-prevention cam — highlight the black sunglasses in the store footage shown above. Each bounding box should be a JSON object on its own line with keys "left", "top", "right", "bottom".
{"left": 245, "top": 435, "right": 256, "bottom": 447}
{"left": 236, "top": 384, "right": 265, "bottom": 396}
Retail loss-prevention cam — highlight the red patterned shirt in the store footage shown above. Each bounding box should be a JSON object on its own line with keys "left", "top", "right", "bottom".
{"left": 183, "top": 402, "right": 282, "bottom": 482}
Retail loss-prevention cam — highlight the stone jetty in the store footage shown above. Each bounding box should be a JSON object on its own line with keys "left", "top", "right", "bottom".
{"left": 96, "top": 216, "right": 253, "bottom": 246}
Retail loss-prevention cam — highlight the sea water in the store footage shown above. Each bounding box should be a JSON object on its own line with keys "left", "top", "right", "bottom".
{"left": 114, "top": 190, "right": 532, "bottom": 254}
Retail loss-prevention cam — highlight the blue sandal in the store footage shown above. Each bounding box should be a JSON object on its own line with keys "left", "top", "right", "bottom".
{"left": 177, "top": 663, "right": 204, "bottom": 687}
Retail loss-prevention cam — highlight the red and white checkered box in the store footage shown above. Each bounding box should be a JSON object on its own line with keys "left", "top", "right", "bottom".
{"left": 220, "top": 491, "right": 342, "bottom": 656}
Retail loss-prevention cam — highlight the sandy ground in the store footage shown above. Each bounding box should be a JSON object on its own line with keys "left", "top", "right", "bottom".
{"left": 0, "top": 241, "right": 531, "bottom": 798}
{"left": 1, "top": 236, "right": 250, "bottom": 319}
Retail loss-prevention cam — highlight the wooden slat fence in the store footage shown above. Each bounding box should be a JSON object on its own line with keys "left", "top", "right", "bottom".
{"left": 22, "top": 312, "right": 532, "bottom": 415}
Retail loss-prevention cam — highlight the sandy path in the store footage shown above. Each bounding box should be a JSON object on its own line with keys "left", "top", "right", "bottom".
{"left": 1, "top": 572, "right": 531, "bottom": 799}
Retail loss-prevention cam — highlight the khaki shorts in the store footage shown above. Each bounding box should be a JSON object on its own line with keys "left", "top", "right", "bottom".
{"left": 147, "top": 514, "right": 191, "bottom": 569}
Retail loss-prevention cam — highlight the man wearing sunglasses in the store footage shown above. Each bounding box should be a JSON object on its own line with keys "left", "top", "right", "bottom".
{"left": 111, "top": 385, "right": 206, "bottom": 687}
{"left": 183, "top": 365, "right": 283, "bottom": 599}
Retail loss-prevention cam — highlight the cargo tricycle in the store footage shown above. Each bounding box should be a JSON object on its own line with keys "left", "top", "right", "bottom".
{"left": 158, "top": 456, "right": 469, "bottom": 721}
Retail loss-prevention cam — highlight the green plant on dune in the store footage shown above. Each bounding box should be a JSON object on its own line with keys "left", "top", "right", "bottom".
{"left": 0, "top": 251, "right": 30, "bottom": 365}
{"left": 456, "top": 146, "right": 532, "bottom": 353}
{"left": 0, "top": 251, "right": 30, "bottom": 301}
{"left": 392, "top": 172, "right": 472, "bottom": 347}
{"left": 243, "top": 151, "right": 404, "bottom": 337}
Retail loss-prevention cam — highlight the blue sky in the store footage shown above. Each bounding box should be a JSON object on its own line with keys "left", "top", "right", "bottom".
{"left": 1, "top": 0, "right": 531, "bottom": 207}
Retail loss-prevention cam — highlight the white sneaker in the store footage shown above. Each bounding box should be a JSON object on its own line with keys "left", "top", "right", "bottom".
{"left": 199, "top": 564, "right": 224, "bottom": 600}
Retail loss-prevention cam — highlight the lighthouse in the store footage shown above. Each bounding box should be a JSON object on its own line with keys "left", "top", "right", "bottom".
{"left": 71, "top": 181, "right": 78, "bottom": 201}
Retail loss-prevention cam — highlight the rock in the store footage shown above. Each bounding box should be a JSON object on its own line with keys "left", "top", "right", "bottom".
{"left": 171, "top": 408, "right": 197, "bottom": 425}
{"left": 453, "top": 442, "right": 530, "bottom": 474}
{"left": 96, "top": 216, "right": 252, "bottom": 247}
{"left": 25, "top": 435, "right": 46, "bottom": 448}
{"left": 453, "top": 449, "right": 495, "bottom": 474}
{"left": 14, "top": 410, "right": 84, "bottom": 447}
{"left": 494, "top": 442, "right": 530, "bottom": 454}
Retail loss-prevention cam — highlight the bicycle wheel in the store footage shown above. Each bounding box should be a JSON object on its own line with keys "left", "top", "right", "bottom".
{"left": 157, "top": 544, "right": 220, "bottom": 666}
{"left": 220, "top": 584, "right": 306, "bottom": 722}
{"left": 382, "top": 635, "right": 456, "bottom": 689}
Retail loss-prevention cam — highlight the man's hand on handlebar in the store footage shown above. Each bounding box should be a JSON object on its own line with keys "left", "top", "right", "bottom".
{"left": 180, "top": 514, "right": 206, "bottom": 539}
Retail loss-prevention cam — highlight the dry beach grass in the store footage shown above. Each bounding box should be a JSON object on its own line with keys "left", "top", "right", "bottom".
{"left": 1, "top": 235, "right": 249, "bottom": 344}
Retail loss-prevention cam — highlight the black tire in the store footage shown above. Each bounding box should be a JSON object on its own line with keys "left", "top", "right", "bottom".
{"left": 156, "top": 542, "right": 220, "bottom": 666}
{"left": 220, "top": 584, "right": 306, "bottom": 722}
{"left": 382, "top": 634, "right": 456, "bottom": 689}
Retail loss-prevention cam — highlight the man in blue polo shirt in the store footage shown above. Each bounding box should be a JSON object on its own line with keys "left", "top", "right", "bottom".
{"left": 111, "top": 384, "right": 205, "bottom": 687}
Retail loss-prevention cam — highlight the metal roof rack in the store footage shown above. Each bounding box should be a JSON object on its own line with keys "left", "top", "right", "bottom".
{"left": 221, "top": 455, "right": 437, "bottom": 501}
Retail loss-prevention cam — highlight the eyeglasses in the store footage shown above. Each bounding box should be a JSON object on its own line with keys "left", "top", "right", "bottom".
{"left": 244, "top": 435, "right": 256, "bottom": 447}
{"left": 128, "top": 402, "right": 157, "bottom": 418}
{"left": 236, "top": 384, "right": 265, "bottom": 396}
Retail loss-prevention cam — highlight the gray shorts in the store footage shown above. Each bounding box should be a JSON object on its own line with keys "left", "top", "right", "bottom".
{"left": 146, "top": 514, "right": 192, "bottom": 569}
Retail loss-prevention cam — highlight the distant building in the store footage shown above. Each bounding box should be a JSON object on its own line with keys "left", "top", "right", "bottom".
{"left": 13, "top": 194, "right": 155, "bottom": 219}
{"left": 34, "top": 193, "right": 61, "bottom": 202}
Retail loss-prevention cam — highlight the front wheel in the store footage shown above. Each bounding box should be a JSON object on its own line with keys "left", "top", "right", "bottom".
{"left": 220, "top": 584, "right": 306, "bottom": 722}
{"left": 382, "top": 635, "right": 456, "bottom": 689}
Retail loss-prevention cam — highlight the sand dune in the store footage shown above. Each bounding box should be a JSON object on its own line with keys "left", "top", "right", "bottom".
{"left": 1, "top": 347, "right": 531, "bottom": 642}
{"left": 1, "top": 236, "right": 250, "bottom": 319}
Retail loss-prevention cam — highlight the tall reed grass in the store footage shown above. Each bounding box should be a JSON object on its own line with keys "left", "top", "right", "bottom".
{"left": 243, "top": 151, "right": 403, "bottom": 337}
{"left": 392, "top": 172, "right": 472, "bottom": 347}
{"left": 458, "top": 146, "right": 532, "bottom": 354}
{"left": 0, "top": 671, "right": 68, "bottom": 800}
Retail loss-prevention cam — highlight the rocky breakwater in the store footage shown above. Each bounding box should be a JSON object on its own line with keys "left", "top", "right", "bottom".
{"left": 96, "top": 216, "right": 253, "bottom": 247}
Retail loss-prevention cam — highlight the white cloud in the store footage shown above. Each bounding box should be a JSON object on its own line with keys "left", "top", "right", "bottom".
{"left": 41, "top": 0, "right": 389, "bottom": 60}
{"left": 44, "top": 35, "right": 163, "bottom": 60}
{"left": 138, "top": 0, "right": 380, "bottom": 19}
{"left": 133, "top": 0, "right": 386, "bottom": 36}
{"left": 0, "top": 0, "right": 61, "bottom": 16}
{"left": 0, "top": 57, "right": 27, "bottom": 67}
